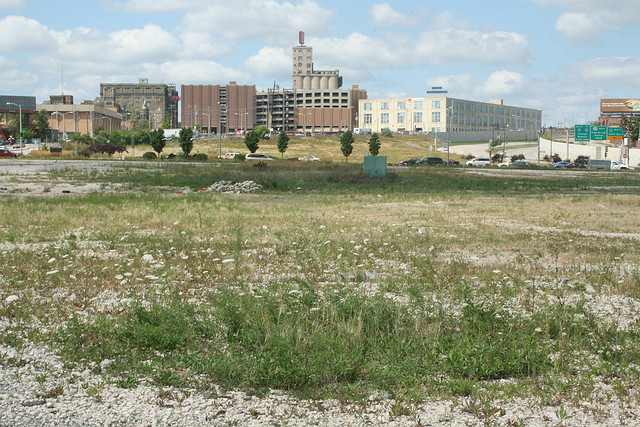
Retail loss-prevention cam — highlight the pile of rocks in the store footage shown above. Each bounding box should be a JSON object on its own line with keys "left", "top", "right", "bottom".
{"left": 207, "top": 180, "right": 263, "bottom": 194}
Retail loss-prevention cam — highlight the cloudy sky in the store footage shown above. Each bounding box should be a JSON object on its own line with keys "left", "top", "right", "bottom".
{"left": 0, "top": 0, "right": 638, "bottom": 126}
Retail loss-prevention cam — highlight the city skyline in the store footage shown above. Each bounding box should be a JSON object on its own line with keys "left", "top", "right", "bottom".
{"left": 0, "top": 0, "right": 638, "bottom": 127}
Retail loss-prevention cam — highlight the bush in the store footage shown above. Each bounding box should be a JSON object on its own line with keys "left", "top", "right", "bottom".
{"left": 510, "top": 154, "right": 525, "bottom": 162}
{"left": 381, "top": 128, "right": 393, "bottom": 138}
{"left": 142, "top": 152, "right": 157, "bottom": 160}
{"left": 192, "top": 153, "right": 208, "bottom": 162}
{"left": 574, "top": 155, "right": 590, "bottom": 165}
{"left": 551, "top": 153, "right": 562, "bottom": 163}
{"left": 491, "top": 154, "right": 504, "bottom": 163}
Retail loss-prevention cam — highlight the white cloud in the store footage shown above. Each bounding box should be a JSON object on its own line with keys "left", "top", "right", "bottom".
{"left": 370, "top": 3, "right": 426, "bottom": 28}
{"left": 532, "top": 0, "right": 640, "bottom": 43}
{"left": 104, "top": 0, "right": 202, "bottom": 13}
{"left": 554, "top": 12, "right": 600, "bottom": 44}
{"left": 572, "top": 57, "right": 640, "bottom": 88}
{"left": 180, "top": 0, "right": 335, "bottom": 44}
{"left": 180, "top": 32, "right": 232, "bottom": 59}
{"left": 0, "top": 16, "right": 57, "bottom": 53}
{"left": 244, "top": 47, "right": 291, "bottom": 82}
{"left": 0, "top": 0, "right": 25, "bottom": 10}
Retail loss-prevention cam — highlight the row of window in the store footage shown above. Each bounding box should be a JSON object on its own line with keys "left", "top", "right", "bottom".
{"left": 363, "top": 112, "right": 540, "bottom": 127}
{"left": 363, "top": 101, "right": 540, "bottom": 120}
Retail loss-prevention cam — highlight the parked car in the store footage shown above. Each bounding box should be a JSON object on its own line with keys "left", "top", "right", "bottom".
{"left": 552, "top": 161, "right": 571, "bottom": 168}
{"left": 245, "top": 153, "right": 275, "bottom": 162}
{"left": 219, "top": 152, "right": 240, "bottom": 160}
{"left": 465, "top": 157, "right": 492, "bottom": 167}
{"left": 399, "top": 158, "right": 420, "bottom": 166}
{"left": 417, "top": 156, "right": 444, "bottom": 165}
{"left": 0, "top": 148, "right": 18, "bottom": 158}
{"left": 298, "top": 155, "right": 321, "bottom": 162}
{"left": 566, "top": 162, "right": 586, "bottom": 169}
{"left": 512, "top": 161, "right": 539, "bottom": 168}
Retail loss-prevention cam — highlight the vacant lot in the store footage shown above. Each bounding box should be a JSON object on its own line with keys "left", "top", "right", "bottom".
{"left": 1, "top": 161, "right": 640, "bottom": 425}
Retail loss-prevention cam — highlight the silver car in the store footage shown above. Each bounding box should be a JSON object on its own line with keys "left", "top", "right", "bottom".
{"left": 465, "top": 157, "right": 492, "bottom": 167}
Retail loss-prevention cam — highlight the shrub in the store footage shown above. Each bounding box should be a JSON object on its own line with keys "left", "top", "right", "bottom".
{"left": 491, "top": 153, "right": 504, "bottom": 163}
{"left": 142, "top": 152, "right": 157, "bottom": 160}
{"left": 381, "top": 128, "right": 393, "bottom": 138}
{"left": 510, "top": 154, "right": 525, "bottom": 162}
{"left": 192, "top": 153, "right": 208, "bottom": 162}
{"left": 574, "top": 155, "right": 590, "bottom": 165}
{"left": 252, "top": 161, "right": 268, "bottom": 168}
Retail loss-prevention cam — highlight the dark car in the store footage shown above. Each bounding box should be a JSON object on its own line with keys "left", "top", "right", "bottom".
{"left": 566, "top": 162, "right": 586, "bottom": 169}
{"left": 0, "top": 148, "right": 18, "bottom": 158}
{"left": 444, "top": 159, "right": 460, "bottom": 165}
{"left": 399, "top": 158, "right": 420, "bottom": 166}
{"left": 512, "top": 161, "right": 539, "bottom": 168}
{"left": 552, "top": 161, "right": 571, "bottom": 168}
{"left": 417, "top": 156, "right": 444, "bottom": 165}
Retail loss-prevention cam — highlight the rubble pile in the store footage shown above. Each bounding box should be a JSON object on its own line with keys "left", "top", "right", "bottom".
{"left": 207, "top": 180, "right": 263, "bottom": 193}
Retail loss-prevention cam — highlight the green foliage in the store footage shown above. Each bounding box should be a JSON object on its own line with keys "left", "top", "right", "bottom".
{"left": 70, "top": 133, "right": 93, "bottom": 145}
{"left": 340, "top": 130, "right": 354, "bottom": 161}
{"left": 254, "top": 125, "right": 270, "bottom": 139}
{"left": 368, "top": 133, "right": 381, "bottom": 156}
{"left": 142, "top": 151, "right": 157, "bottom": 160}
{"left": 128, "top": 106, "right": 149, "bottom": 131}
{"left": 277, "top": 130, "right": 289, "bottom": 158}
{"left": 32, "top": 110, "right": 51, "bottom": 139}
{"left": 162, "top": 115, "right": 172, "bottom": 129}
{"left": 621, "top": 114, "right": 640, "bottom": 142}
{"left": 179, "top": 127, "right": 194, "bottom": 156}
{"left": 192, "top": 153, "right": 208, "bottom": 162}
{"left": 149, "top": 129, "right": 165, "bottom": 154}
{"left": 381, "top": 128, "right": 393, "bottom": 138}
{"left": 133, "top": 129, "right": 150, "bottom": 146}
{"left": 82, "top": 143, "right": 128, "bottom": 157}
{"left": 244, "top": 130, "right": 260, "bottom": 153}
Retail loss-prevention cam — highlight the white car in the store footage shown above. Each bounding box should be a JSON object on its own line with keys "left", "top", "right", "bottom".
{"left": 219, "top": 152, "right": 240, "bottom": 160}
{"left": 465, "top": 157, "right": 492, "bottom": 167}
{"left": 298, "top": 155, "right": 321, "bottom": 162}
{"left": 245, "top": 153, "right": 275, "bottom": 161}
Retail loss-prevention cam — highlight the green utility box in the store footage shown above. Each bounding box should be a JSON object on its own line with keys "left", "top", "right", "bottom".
{"left": 363, "top": 156, "right": 387, "bottom": 178}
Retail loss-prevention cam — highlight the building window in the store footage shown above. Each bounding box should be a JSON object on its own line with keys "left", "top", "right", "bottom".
{"left": 432, "top": 111, "right": 441, "bottom": 123}
{"left": 364, "top": 102, "right": 372, "bottom": 111}
{"left": 364, "top": 113, "right": 372, "bottom": 124}
{"left": 381, "top": 113, "right": 389, "bottom": 123}
{"left": 432, "top": 100, "right": 441, "bottom": 109}
{"left": 397, "top": 101, "right": 406, "bottom": 110}
{"left": 398, "top": 112, "right": 406, "bottom": 123}
{"left": 414, "top": 112, "right": 423, "bottom": 123}
{"left": 380, "top": 102, "right": 389, "bottom": 110}
{"left": 414, "top": 101, "right": 423, "bottom": 109}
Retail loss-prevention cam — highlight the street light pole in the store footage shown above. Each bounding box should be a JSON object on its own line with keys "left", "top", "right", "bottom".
{"left": 217, "top": 101, "right": 224, "bottom": 157}
{"left": 6, "top": 102, "right": 23, "bottom": 156}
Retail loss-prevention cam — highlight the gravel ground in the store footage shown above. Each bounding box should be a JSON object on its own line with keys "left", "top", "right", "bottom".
{"left": 1, "top": 340, "right": 634, "bottom": 426}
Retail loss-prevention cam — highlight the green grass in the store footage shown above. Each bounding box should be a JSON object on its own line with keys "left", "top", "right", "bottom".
{"left": 2, "top": 164, "right": 640, "bottom": 408}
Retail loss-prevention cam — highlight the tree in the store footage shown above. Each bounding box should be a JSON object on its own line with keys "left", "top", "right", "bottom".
{"left": 340, "top": 130, "right": 354, "bottom": 161}
{"left": 133, "top": 129, "right": 150, "bottom": 146}
{"left": 368, "top": 133, "right": 381, "bottom": 156}
{"left": 162, "top": 114, "right": 172, "bottom": 130}
{"left": 179, "top": 127, "right": 194, "bottom": 156}
{"left": 149, "top": 129, "right": 165, "bottom": 155}
{"left": 254, "top": 125, "right": 270, "bottom": 139}
{"left": 128, "top": 106, "right": 149, "bottom": 131}
{"left": 31, "top": 110, "right": 51, "bottom": 139}
{"left": 277, "top": 130, "right": 289, "bottom": 158}
{"left": 621, "top": 114, "right": 640, "bottom": 142}
{"left": 244, "top": 130, "right": 260, "bottom": 153}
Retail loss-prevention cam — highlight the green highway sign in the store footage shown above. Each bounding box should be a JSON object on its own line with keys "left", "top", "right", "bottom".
{"left": 591, "top": 126, "right": 607, "bottom": 141}
{"left": 607, "top": 127, "right": 623, "bottom": 139}
{"left": 574, "top": 125, "right": 590, "bottom": 141}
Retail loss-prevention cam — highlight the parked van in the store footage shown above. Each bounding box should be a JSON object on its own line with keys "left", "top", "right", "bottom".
{"left": 588, "top": 159, "right": 625, "bottom": 170}
{"left": 245, "top": 153, "right": 274, "bottom": 162}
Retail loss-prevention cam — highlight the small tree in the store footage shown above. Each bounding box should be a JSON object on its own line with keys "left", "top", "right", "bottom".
{"left": 368, "top": 133, "right": 381, "bottom": 156}
{"left": 340, "top": 130, "right": 354, "bottom": 162}
{"left": 245, "top": 130, "right": 259, "bottom": 153}
{"left": 277, "top": 130, "right": 289, "bottom": 158}
{"left": 380, "top": 128, "right": 393, "bottom": 138}
{"left": 149, "top": 129, "right": 165, "bottom": 155}
{"left": 254, "top": 125, "right": 270, "bottom": 139}
{"left": 179, "top": 127, "right": 194, "bottom": 156}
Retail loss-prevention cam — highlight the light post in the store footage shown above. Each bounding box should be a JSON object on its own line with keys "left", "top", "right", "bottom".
{"left": 6, "top": 102, "right": 23, "bottom": 156}
{"left": 52, "top": 111, "right": 76, "bottom": 156}
{"left": 446, "top": 106, "right": 452, "bottom": 165}
{"left": 217, "top": 102, "right": 225, "bottom": 157}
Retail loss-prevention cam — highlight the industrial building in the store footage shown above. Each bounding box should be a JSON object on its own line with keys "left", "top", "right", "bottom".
{"left": 99, "top": 78, "right": 179, "bottom": 129}
{"left": 39, "top": 99, "right": 123, "bottom": 139}
{"left": 359, "top": 95, "right": 542, "bottom": 141}
{"left": 180, "top": 82, "right": 255, "bottom": 135}
{"left": 0, "top": 95, "right": 37, "bottom": 140}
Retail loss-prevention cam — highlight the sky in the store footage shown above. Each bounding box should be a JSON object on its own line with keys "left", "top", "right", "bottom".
{"left": 0, "top": 0, "right": 638, "bottom": 127}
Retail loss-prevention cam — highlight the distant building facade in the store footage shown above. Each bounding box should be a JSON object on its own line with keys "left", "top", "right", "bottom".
{"left": 359, "top": 96, "right": 542, "bottom": 137}
{"left": 99, "top": 78, "right": 179, "bottom": 129}
{"left": 0, "top": 95, "right": 37, "bottom": 139}
{"left": 181, "top": 82, "right": 255, "bottom": 134}
{"left": 256, "top": 34, "right": 367, "bottom": 133}
{"left": 39, "top": 101, "right": 123, "bottom": 139}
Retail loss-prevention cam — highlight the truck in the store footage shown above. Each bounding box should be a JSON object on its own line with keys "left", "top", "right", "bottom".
{"left": 588, "top": 159, "right": 627, "bottom": 170}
